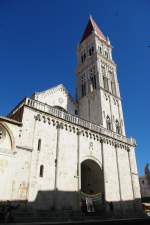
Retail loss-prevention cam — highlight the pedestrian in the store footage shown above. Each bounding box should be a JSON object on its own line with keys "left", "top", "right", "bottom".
{"left": 4, "top": 201, "right": 15, "bottom": 223}
{"left": 86, "top": 197, "right": 95, "bottom": 213}
{"left": 80, "top": 198, "right": 87, "bottom": 216}
{"left": 109, "top": 201, "right": 114, "bottom": 215}
{"left": 0, "top": 204, "right": 5, "bottom": 222}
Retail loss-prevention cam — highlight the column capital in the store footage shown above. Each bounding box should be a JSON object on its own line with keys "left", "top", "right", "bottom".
{"left": 127, "top": 147, "right": 130, "bottom": 152}
{"left": 100, "top": 138, "right": 104, "bottom": 143}
{"left": 34, "top": 114, "right": 41, "bottom": 121}
{"left": 77, "top": 130, "right": 81, "bottom": 135}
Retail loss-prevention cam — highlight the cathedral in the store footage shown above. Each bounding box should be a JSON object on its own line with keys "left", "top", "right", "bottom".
{"left": 0, "top": 17, "right": 141, "bottom": 216}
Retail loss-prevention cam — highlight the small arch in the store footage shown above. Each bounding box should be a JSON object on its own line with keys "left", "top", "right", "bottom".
{"left": 39, "top": 165, "right": 44, "bottom": 177}
{"left": 0, "top": 122, "right": 15, "bottom": 151}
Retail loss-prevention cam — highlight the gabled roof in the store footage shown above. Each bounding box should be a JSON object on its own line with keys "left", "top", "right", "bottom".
{"left": 33, "top": 84, "right": 76, "bottom": 104}
{"left": 80, "top": 16, "right": 107, "bottom": 44}
{"left": 0, "top": 116, "right": 22, "bottom": 126}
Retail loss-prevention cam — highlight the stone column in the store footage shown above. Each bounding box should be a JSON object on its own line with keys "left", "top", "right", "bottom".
{"left": 128, "top": 146, "right": 142, "bottom": 213}
{"left": 115, "top": 143, "right": 123, "bottom": 215}
{"left": 54, "top": 123, "right": 61, "bottom": 191}
{"left": 76, "top": 130, "right": 81, "bottom": 210}
{"left": 77, "top": 130, "right": 81, "bottom": 192}
{"left": 27, "top": 114, "right": 39, "bottom": 202}
{"left": 127, "top": 147, "right": 136, "bottom": 213}
{"left": 100, "top": 138, "right": 105, "bottom": 202}
{"left": 53, "top": 122, "right": 62, "bottom": 209}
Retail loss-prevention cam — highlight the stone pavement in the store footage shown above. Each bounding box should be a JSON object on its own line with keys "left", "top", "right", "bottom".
{"left": 1, "top": 217, "right": 150, "bottom": 225}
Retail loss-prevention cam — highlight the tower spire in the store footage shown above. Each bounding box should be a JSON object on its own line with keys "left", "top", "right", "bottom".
{"left": 80, "top": 16, "right": 107, "bottom": 43}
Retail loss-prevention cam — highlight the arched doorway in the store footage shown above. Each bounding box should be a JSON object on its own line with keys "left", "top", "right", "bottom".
{"left": 80, "top": 159, "right": 105, "bottom": 212}
{"left": 81, "top": 159, "right": 104, "bottom": 195}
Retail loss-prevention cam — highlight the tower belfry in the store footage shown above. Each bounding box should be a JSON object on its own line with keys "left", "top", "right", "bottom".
{"left": 76, "top": 16, "right": 125, "bottom": 136}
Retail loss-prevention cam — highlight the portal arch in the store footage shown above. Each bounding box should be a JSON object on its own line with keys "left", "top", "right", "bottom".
{"left": 0, "top": 122, "right": 15, "bottom": 151}
{"left": 80, "top": 159, "right": 104, "bottom": 195}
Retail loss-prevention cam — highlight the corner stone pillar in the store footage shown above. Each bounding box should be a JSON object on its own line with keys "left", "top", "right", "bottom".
{"left": 128, "top": 146, "right": 142, "bottom": 213}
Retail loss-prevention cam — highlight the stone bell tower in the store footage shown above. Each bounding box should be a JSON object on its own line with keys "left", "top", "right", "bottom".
{"left": 76, "top": 16, "right": 125, "bottom": 136}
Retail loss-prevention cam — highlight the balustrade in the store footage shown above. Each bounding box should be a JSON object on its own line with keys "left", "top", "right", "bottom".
{"left": 24, "top": 97, "right": 136, "bottom": 146}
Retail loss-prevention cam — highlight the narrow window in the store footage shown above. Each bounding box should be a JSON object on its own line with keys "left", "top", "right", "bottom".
{"left": 90, "top": 66, "right": 96, "bottom": 91}
{"left": 111, "top": 81, "right": 116, "bottom": 95}
{"left": 90, "top": 75, "right": 96, "bottom": 90}
{"left": 90, "top": 77, "right": 94, "bottom": 92}
{"left": 101, "top": 66, "right": 106, "bottom": 76}
{"left": 89, "top": 48, "right": 92, "bottom": 56}
{"left": 82, "top": 84, "right": 84, "bottom": 96}
{"left": 84, "top": 83, "right": 86, "bottom": 95}
{"left": 81, "top": 55, "right": 84, "bottom": 63}
{"left": 0, "top": 130, "right": 2, "bottom": 139}
{"left": 99, "top": 46, "right": 102, "bottom": 53}
{"left": 81, "top": 51, "right": 86, "bottom": 63}
{"left": 142, "top": 180, "right": 144, "bottom": 185}
{"left": 83, "top": 53, "right": 86, "bottom": 61}
{"left": 75, "top": 110, "right": 78, "bottom": 115}
{"left": 81, "top": 83, "right": 86, "bottom": 97}
{"left": 103, "top": 76, "right": 109, "bottom": 91}
{"left": 106, "top": 116, "right": 111, "bottom": 130}
{"left": 38, "top": 139, "right": 41, "bottom": 151}
{"left": 116, "top": 120, "right": 120, "bottom": 134}
{"left": 39, "top": 165, "right": 44, "bottom": 177}
{"left": 93, "top": 75, "right": 96, "bottom": 89}
{"left": 109, "top": 71, "right": 116, "bottom": 95}
{"left": 105, "top": 51, "right": 108, "bottom": 58}
{"left": 89, "top": 46, "right": 94, "bottom": 56}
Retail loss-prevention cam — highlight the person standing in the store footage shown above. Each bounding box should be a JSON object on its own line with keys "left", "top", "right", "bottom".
{"left": 80, "top": 198, "right": 87, "bottom": 216}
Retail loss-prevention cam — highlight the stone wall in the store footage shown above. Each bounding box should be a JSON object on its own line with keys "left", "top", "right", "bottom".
{"left": 0, "top": 104, "right": 141, "bottom": 214}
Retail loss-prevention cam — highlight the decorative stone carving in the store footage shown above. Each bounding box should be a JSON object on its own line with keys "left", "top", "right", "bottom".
{"left": 89, "top": 142, "right": 93, "bottom": 151}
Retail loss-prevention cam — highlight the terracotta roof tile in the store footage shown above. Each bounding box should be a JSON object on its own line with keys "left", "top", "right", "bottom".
{"left": 80, "top": 16, "right": 107, "bottom": 44}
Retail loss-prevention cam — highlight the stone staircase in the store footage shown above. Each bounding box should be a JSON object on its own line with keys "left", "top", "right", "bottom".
{"left": 8, "top": 209, "right": 107, "bottom": 224}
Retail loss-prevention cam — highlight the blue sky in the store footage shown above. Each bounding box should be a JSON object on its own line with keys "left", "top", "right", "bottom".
{"left": 0, "top": 0, "right": 149, "bottom": 175}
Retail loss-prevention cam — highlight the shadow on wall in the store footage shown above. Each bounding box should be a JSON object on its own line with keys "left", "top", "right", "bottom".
{"left": 0, "top": 190, "right": 144, "bottom": 223}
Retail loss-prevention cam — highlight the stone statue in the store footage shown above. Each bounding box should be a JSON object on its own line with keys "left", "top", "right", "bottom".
{"left": 144, "top": 163, "right": 150, "bottom": 175}
{"left": 145, "top": 163, "right": 150, "bottom": 186}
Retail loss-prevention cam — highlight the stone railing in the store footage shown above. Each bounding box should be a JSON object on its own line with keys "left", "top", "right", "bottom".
{"left": 24, "top": 98, "right": 136, "bottom": 146}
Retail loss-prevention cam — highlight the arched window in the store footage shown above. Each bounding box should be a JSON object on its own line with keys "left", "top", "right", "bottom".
{"left": 38, "top": 139, "right": 41, "bottom": 151}
{"left": 116, "top": 120, "right": 120, "bottom": 134}
{"left": 89, "top": 45, "right": 94, "bottom": 56}
{"left": 90, "top": 67, "right": 97, "bottom": 91}
{"left": 106, "top": 116, "right": 111, "bottom": 130}
{"left": 81, "top": 82, "right": 86, "bottom": 96}
{"left": 103, "top": 76, "right": 109, "bottom": 91}
{"left": 111, "top": 81, "right": 116, "bottom": 96}
{"left": 81, "top": 75, "right": 86, "bottom": 97}
{"left": 39, "top": 165, "right": 44, "bottom": 177}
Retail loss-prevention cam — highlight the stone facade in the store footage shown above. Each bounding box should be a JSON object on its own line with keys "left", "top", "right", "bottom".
{"left": 139, "top": 164, "right": 150, "bottom": 201}
{"left": 139, "top": 176, "right": 150, "bottom": 200}
{"left": 0, "top": 17, "right": 141, "bottom": 216}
